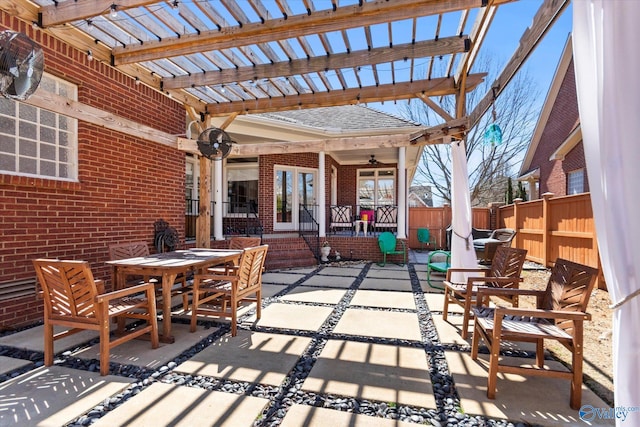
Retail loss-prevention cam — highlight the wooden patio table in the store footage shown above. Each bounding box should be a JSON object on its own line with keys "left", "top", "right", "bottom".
{"left": 107, "top": 248, "right": 243, "bottom": 343}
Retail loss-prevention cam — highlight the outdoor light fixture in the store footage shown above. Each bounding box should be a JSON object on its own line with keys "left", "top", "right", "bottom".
{"left": 87, "top": 50, "right": 93, "bottom": 62}
{"left": 110, "top": 4, "right": 118, "bottom": 18}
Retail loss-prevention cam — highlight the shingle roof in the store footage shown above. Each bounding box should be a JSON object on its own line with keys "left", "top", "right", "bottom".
{"left": 257, "top": 105, "right": 420, "bottom": 132}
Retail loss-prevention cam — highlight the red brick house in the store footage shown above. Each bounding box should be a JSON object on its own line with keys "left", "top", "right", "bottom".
{"left": 518, "top": 35, "right": 589, "bottom": 199}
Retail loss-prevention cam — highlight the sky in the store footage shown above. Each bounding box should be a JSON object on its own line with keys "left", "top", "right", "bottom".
{"left": 375, "top": 0, "right": 573, "bottom": 118}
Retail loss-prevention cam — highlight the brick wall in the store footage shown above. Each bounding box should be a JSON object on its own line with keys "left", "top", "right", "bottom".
{"left": 0, "top": 15, "right": 185, "bottom": 328}
{"left": 528, "top": 58, "right": 581, "bottom": 196}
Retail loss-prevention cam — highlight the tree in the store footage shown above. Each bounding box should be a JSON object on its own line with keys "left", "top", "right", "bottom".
{"left": 505, "top": 177, "right": 514, "bottom": 204}
{"left": 516, "top": 180, "right": 528, "bottom": 201}
{"left": 399, "top": 54, "right": 540, "bottom": 206}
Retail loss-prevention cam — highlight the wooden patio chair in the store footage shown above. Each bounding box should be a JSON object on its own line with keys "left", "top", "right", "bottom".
{"left": 329, "top": 205, "right": 353, "bottom": 234}
{"left": 470, "top": 258, "right": 598, "bottom": 409}
{"left": 443, "top": 246, "right": 527, "bottom": 339}
{"left": 208, "top": 236, "right": 263, "bottom": 275}
{"left": 32, "top": 259, "right": 159, "bottom": 376}
{"left": 473, "top": 228, "right": 516, "bottom": 264}
{"left": 108, "top": 241, "right": 190, "bottom": 311}
{"left": 190, "top": 245, "right": 268, "bottom": 336}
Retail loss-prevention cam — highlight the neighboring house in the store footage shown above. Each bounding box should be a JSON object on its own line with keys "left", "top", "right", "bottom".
{"left": 408, "top": 185, "right": 433, "bottom": 207}
{"left": 518, "top": 35, "right": 589, "bottom": 198}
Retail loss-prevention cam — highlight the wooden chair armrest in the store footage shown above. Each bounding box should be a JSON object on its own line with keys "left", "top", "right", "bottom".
{"left": 475, "top": 287, "right": 545, "bottom": 306}
{"left": 95, "top": 279, "right": 105, "bottom": 294}
{"left": 95, "top": 282, "right": 155, "bottom": 303}
{"left": 194, "top": 273, "right": 239, "bottom": 282}
{"left": 445, "top": 268, "right": 487, "bottom": 281}
{"left": 494, "top": 306, "right": 592, "bottom": 321}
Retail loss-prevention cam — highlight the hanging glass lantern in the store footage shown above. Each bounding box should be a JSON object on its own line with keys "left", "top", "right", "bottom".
{"left": 484, "top": 123, "right": 503, "bottom": 146}
{"left": 484, "top": 87, "right": 503, "bottom": 146}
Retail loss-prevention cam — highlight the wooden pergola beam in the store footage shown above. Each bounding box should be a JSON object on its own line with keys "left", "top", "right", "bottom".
{"left": 204, "top": 74, "right": 486, "bottom": 116}
{"left": 177, "top": 118, "right": 468, "bottom": 156}
{"left": 113, "top": 0, "right": 516, "bottom": 65}
{"left": 162, "top": 36, "right": 469, "bottom": 90}
{"left": 38, "top": 1, "right": 157, "bottom": 27}
{"left": 469, "top": 0, "right": 570, "bottom": 127}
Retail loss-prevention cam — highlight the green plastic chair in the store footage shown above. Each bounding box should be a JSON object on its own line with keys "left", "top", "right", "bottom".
{"left": 377, "top": 231, "right": 406, "bottom": 266}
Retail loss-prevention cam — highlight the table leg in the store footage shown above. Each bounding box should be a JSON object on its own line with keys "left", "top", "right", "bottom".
{"left": 160, "top": 272, "right": 178, "bottom": 343}
{"left": 363, "top": 221, "right": 368, "bottom": 236}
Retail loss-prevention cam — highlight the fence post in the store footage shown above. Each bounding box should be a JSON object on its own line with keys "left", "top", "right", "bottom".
{"left": 513, "top": 198, "right": 522, "bottom": 249}
{"left": 541, "top": 192, "right": 554, "bottom": 267}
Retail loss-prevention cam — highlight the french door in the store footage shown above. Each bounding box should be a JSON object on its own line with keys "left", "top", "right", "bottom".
{"left": 274, "top": 166, "right": 316, "bottom": 231}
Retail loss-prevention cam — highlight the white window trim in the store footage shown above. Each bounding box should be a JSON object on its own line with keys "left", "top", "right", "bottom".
{"left": 356, "top": 167, "right": 396, "bottom": 211}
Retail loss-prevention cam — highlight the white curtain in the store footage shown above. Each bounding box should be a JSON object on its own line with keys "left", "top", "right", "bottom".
{"left": 450, "top": 140, "right": 477, "bottom": 283}
{"left": 573, "top": 2, "right": 640, "bottom": 424}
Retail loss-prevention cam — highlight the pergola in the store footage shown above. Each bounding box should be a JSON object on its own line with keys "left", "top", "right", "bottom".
{"left": 7, "top": 0, "right": 568, "bottom": 243}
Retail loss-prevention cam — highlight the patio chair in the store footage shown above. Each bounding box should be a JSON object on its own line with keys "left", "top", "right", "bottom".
{"left": 374, "top": 206, "right": 397, "bottom": 233}
{"left": 470, "top": 258, "right": 598, "bottom": 409}
{"left": 377, "top": 231, "right": 406, "bottom": 267}
{"left": 190, "top": 245, "right": 268, "bottom": 336}
{"left": 443, "top": 246, "right": 527, "bottom": 339}
{"left": 426, "top": 250, "right": 450, "bottom": 290}
{"left": 108, "top": 241, "right": 190, "bottom": 311}
{"left": 416, "top": 228, "right": 436, "bottom": 252}
{"left": 329, "top": 205, "right": 353, "bottom": 234}
{"left": 32, "top": 259, "right": 159, "bottom": 376}
{"left": 208, "top": 236, "right": 263, "bottom": 275}
{"left": 473, "top": 228, "right": 516, "bottom": 264}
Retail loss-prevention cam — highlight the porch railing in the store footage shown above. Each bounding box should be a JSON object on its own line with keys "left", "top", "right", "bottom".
{"left": 185, "top": 199, "right": 262, "bottom": 240}
{"left": 299, "top": 204, "right": 320, "bottom": 261}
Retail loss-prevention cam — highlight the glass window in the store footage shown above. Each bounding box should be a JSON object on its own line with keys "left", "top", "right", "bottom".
{"left": 358, "top": 168, "right": 395, "bottom": 209}
{"left": 0, "top": 74, "right": 77, "bottom": 180}
{"left": 567, "top": 169, "right": 584, "bottom": 194}
{"left": 227, "top": 162, "right": 258, "bottom": 214}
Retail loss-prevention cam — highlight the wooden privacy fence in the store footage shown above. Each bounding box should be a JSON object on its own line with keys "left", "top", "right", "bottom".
{"left": 408, "top": 206, "right": 490, "bottom": 249}
{"left": 497, "top": 193, "right": 604, "bottom": 289}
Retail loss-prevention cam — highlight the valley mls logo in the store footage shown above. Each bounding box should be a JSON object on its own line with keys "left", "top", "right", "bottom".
{"left": 579, "top": 404, "right": 639, "bottom": 422}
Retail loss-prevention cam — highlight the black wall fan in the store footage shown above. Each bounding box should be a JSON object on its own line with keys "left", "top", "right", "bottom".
{"left": 0, "top": 30, "right": 44, "bottom": 101}
{"left": 196, "top": 127, "right": 235, "bottom": 159}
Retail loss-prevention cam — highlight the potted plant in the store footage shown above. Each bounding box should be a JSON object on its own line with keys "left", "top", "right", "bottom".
{"left": 320, "top": 241, "right": 331, "bottom": 262}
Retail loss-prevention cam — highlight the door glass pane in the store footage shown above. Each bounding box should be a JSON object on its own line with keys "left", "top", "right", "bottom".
{"left": 298, "top": 172, "right": 315, "bottom": 208}
{"left": 276, "top": 169, "right": 293, "bottom": 223}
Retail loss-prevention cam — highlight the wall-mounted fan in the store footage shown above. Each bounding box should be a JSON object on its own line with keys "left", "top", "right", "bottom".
{"left": 196, "top": 127, "right": 235, "bottom": 159}
{"left": 0, "top": 30, "right": 44, "bottom": 101}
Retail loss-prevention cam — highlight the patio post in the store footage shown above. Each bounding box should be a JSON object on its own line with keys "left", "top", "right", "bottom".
{"left": 318, "top": 151, "right": 326, "bottom": 237}
{"left": 213, "top": 157, "right": 224, "bottom": 240}
{"left": 397, "top": 146, "right": 407, "bottom": 239}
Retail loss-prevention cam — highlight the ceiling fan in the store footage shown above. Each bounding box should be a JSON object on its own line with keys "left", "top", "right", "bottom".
{"left": 368, "top": 155, "right": 379, "bottom": 166}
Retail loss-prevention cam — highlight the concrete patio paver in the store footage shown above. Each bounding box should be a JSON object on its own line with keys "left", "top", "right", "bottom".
{"left": 302, "top": 339, "right": 436, "bottom": 408}
{"left": 299, "top": 274, "right": 355, "bottom": 288}
{"left": 248, "top": 303, "right": 334, "bottom": 331}
{"left": 0, "top": 356, "right": 32, "bottom": 375}
{"left": 262, "top": 272, "right": 307, "bottom": 285}
{"left": 359, "top": 277, "right": 412, "bottom": 291}
{"left": 91, "top": 382, "right": 269, "bottom": 427}
{"left": 334, "top": 308, "right": 421, "bottom": 341}
{"left": 446, "top": 351, "right": 614, "bottom": 426}
{"left": 349, "top": 289, "right": 416, "bottom": 310}
{"left": 72, "top": 322, "right": 216, "bottom": 371}
{"left": 280, "top": 404, "right": 416, "bottom": 427}
{"left": 175, "top": 330, "right": 311, "bottom": 386}
{"left": 366, "top": 268, "right": 411, "bottom": 280}
{"left": 281, "top": 286, "right": 346, "bottom": 304}
{"left": 0, "top": 366, "right": 134, "bottom": 427}
{"left": 319, "top": 266, "right": 364, "bottom": 276}
{"left": 0, "top": 324, "right": 99, "bottom": 353}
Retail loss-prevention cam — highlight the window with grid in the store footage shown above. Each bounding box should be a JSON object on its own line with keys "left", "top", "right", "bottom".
{"left": 567, "top": 169, "right": 585, "bottom": 194}
{"left": 0, "top": 74, "right": 78, "bottom": 180}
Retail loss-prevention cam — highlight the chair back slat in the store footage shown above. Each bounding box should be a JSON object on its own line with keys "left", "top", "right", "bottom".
{"left": 237, "top": 245, "right": 268, "bottom": 292}
{"left": 33, "top": 259, "right": 99, "bottom": 321}
{"left": 228, "top": 237, "right": 261, "bottom": 250}
{"left": 375, "top": 206, "right": 397, "bottom": 225}
{"left": 109, "top": 242, "right": 151, "bottom": 260}
{"left": 330, "top": 205, "right": 352, "bottom": 225}
{"left": 488, "top": 246, "right": 528, "bottom": 288}
{"left": 541, "top": 258, "right": 598, "bottom": 334}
